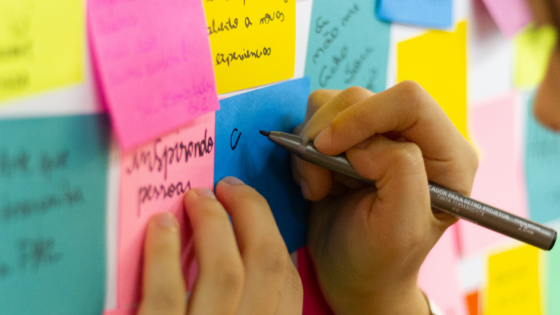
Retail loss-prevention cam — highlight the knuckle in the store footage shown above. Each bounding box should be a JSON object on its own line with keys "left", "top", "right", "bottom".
{"left": 339, "top": 86, "right": 369, "bottom": 106}
{"left": 390, "top": 142, "right": 423, "bottom": 167}
{"left": 253, "top": 240, "right": 289, "bottom": 276}
{"left": 211, "top": 257, "right": 245, "bottom": 291}
{"left": 307, "top": 89, "right": 330, "bottom": 112}
{"left": 397, "top": 81, "right": 429, "bottom": 109}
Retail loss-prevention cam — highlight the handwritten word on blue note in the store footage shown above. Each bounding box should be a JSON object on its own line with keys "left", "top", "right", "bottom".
{"left": 376, "top": 0, "right": 452, "bottom": 29}
{"left": 305, "top": 0, "right": 390, "bottom": 93}
{"left": 525, "top": 96, "right": 560, "bottom": 223}
{"left": 215, "top": 78, "right": 310, "bottom": 253}
{"left": 0, "top": 115, "right": 110, "bottom": 315}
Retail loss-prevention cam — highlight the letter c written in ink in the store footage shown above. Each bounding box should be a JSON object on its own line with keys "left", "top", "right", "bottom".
{"left": 230, "top": 128, "right": 242, "bottom": 150}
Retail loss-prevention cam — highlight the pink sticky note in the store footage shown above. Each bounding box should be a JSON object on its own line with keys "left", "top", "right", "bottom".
{"left": 117, "top": 112, "right": 215, "bottom": 307}
{"left": 419, "top": 226, "right": 466, "bottom": 315}
{"left": 88, "top": 0, "right": 219, "bottom": 150}
{"left": 458, "top": 91, "right": 527, "bottom": 256}
{"left": 481, "top": 0, "right": 532, "bottom": 37}
{"left": 297, "top": 247, "right": 334, "bottom": 315}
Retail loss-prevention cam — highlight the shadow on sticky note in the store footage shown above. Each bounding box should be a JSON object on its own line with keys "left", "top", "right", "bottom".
{"left": 215, "top": 78, "right": 310, "bottom": 253}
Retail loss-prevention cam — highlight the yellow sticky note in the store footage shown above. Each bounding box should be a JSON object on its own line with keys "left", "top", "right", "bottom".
{"left": 203, "top": 0, "right": 296, "bottom": 94}
{"left": 486, "top": 245, "right": 542, "bottom": 315}
{"left": 0, "top": 0, "right": 84, "bottom": 103}
{"left": 397, "top": 21, "right": 468, "bottom": 140}
{"left": 514, "top": 24, "right": 556, "bottom": 89}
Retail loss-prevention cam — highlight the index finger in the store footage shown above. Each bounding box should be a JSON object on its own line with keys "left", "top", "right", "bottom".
{"left": 313, "top": 81, "right": 478, "bottom": 194}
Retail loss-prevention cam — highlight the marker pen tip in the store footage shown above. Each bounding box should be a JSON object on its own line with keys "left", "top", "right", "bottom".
{"left": 259, "top": 130, "right": 270, "bottom": 137}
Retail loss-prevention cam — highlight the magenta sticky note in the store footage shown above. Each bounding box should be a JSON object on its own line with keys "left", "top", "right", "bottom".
{"left": 481, "top": 0, "right": 532, "bottom": 37}
{"left": 418, "top": 226, "right": 466, "bottom": 315}
{"left": 116, "top": 112, "right": 215, "bottom": 307}
{"left": 88, "top": 0, "right": 219, "bottom": 150}
{"left": 297, "top": 247, "right": 334, "bottom": 315}
{"left": 457, "top": 91, "right": 528, "bottom": 256}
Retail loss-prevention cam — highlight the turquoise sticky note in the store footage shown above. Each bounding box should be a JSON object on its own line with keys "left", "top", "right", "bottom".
{"left": 0, "top": 115, "right": 110, "bottom": 315}
{"left": 525, "top": 96, "right": 560, "bottom": 223}
{"left": 376, "top": 0, "right": 452, "bottom": 29}
{"left": 215, "top": 78, "right": 309, "bottom": 253}
{"left": 305, "top": 0, "right": 390, "bottom": 93}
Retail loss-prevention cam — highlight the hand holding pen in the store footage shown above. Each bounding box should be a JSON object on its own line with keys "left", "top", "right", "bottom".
{"left": 289, "top": 83, "right": 482, "bottom": 315}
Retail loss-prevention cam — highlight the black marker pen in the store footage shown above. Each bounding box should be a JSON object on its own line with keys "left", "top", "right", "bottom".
{"left": 260, "top": 130, "right": 557, "bottom": 251}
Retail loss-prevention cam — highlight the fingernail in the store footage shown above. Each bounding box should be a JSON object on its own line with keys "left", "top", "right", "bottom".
{"left": 194, "top": 188, "right": 216, "bottom": 199}
{"left": 314, "top": 125, "right": 332, "bottom": 150}
{"left": 221, "top": 176, "right": 244, "bottom": 185}
{"left": 300, "top": 178, "right": 311, "bottom": 200}
{"left": 156, "top": 212, "right": 177, "bottom": 229}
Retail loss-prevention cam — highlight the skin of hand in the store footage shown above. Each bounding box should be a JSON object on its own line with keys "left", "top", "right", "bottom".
{"left": 138, "top": 176, "right": 303, "bottom": 315}
{"left": 292, "top": 83, "right": 479, "bottom": 315}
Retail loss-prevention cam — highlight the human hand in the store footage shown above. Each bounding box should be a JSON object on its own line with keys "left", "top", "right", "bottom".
{"left": 292, "top": 83, "right": 478, "bottom": 315}
{"left": 138, "top": 177, "right": 303, "bottom": 315}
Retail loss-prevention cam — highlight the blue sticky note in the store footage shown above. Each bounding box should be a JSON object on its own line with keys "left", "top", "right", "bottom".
{"left": 0, "top": 115, "right": 110, "bottom": 315}
{"left": 305, "top": 0, "right": 390, "bottom": 93}
{"left": 215, "top": 78, "right": 310, "bottom": 253}
{"left": 376, "top": 0, "right": 452, "bottom": 29}
{"left": 525, "top": 96, "right": 560, "bottom": 223}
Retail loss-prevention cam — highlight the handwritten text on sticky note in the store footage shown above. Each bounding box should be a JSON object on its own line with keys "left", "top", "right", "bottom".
{"left": 88, "top": 0, "right": 220, "bottom": 150}
{"left": 0, "top": 115, "right": 109, "bottom": 315}
{"left": 204, "top": 0, "right": 296, "bottom": 94}
{"left": 486, "top": 245, "right": 542, "bottom": 315}
{"left": 305, "top": 0, "right": 390, "bottom": 93}
{"left": 117, "top": 112, "right": 215, "bottom": 307}
{"left": 398, "top": 21, "right": 468, "bottom": 141}
{"left": 0, "top": 0, "right": 84, "bottom": 102}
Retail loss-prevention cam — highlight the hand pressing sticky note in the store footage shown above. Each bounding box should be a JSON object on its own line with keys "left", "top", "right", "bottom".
{"left": 486, "top": 245, "right": 542, "bottom": 315}
{"left": 525, "top": 95, "right": 560, "bottom": 223}
{"left": 458, "top": 91, "right": 528, "bottom": 256}
{"left": 515, "top": 25, "right": 556, "bottom": 89}
{"left": 398, "top": 21, "right": 468, "bottom": 141}
{"left": 376, "top": 0, "right": 452, "bottom": 29}
{"left": 305, "top": 0, "right": 390, "bottom": 93}
{"left": 0, "top": 114, "right": 109, "bottom": 315}
{"left": 88, "top": 0, "right": 220, "bottom": 150}
{"left": 204, "top": 0, "right": 296, "bottom": 94}
{"left": 215, "top": 78, "right": 310, "bottom": 253}
{"left": 0, "top": 0, "right": 84, "bottom": 102}
{"left": 117, "top": 112, "right": 215, "bottom": 307}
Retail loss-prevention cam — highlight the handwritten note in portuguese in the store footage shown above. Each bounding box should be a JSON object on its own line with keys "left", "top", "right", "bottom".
{"left": 88, "top": 0, "right": 219, "bottom": 150}
{"left": 203, "top": 0, "right": 296, "bottom": 94}
{"left": 0, "top": 0, "right": 84, "bottom": 103}
{"left": 305, "top": 0, "right": 390, "bottom": 93}
{"left": 117, "top": 112, "right": 215, "bottom": 307}
{"left": 0, "top": 115, "right": 109, "bottom": 315}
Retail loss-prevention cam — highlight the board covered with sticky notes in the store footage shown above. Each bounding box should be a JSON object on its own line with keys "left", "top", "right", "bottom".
{"left": 1, "top": 0, "right": 560, "bottom": 314}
